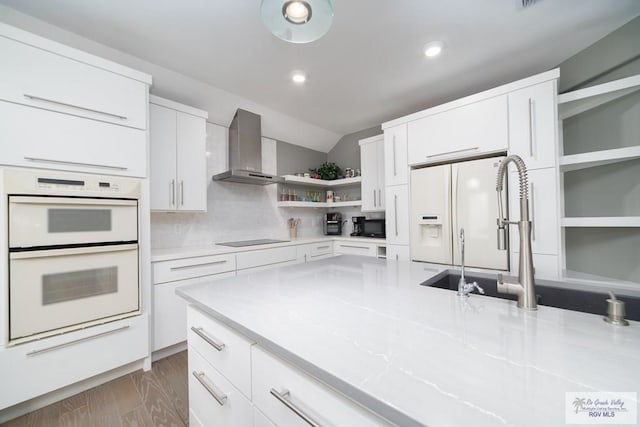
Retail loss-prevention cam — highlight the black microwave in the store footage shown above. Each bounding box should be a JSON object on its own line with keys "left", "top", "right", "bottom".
{"left": 360, "top": 219, "right": 385, "bottom": 238}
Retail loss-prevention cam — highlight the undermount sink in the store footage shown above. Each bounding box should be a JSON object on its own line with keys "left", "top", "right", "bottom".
{"left": 421, "top": 272, "right": 640, "bottom": 321}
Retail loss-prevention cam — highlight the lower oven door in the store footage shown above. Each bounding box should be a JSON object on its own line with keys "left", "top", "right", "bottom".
{"left": 9, "top": 244, "right": 139, "bottom": 343}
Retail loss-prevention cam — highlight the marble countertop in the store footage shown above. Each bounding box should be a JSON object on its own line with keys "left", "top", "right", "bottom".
{"left": 177, "top": 255, "right": 640, "bottom": 427}
{"left": 151, "top": 236, "right": 387, "bottom": 262}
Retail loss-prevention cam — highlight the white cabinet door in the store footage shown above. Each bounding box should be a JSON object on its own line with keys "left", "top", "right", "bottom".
{"left": 386, "top": 244, "right": 410, "bottom": 262}
{"left": 508, "top": 80, "right": 557, "bottom": 169}
{"left": 0, "top": 36, "right": 147, "bottom": 130}
{"left": 177, "top": 112, "right": 207, "bottom": 211}
{"left": 153, "top": 272, "right": 234, "bottom": 352}
{"left": 149, "top": 97, "right": 207, "bottom": 212}
{"left": 360, "top": 136, "right": 385, "bottom": 212}
{"left": 0, "top": 101, "right": 147, "bottom": 177}
{"left": 508, "top": 167, "right": 559, "bottom": 256}
{"left": 408, "top": 96, "right": 508, "bottom": 165}
{"left": 385, "top": 185, "right": 409, "bottom": 245}
{"left": 384, "top": 124, "right": 408, "bottom": 186}
{"left": 360, "top": 140, "right": 379, "bottom": 211}
{"left": 150, "top": 103, "right": 177, "bottom": 210}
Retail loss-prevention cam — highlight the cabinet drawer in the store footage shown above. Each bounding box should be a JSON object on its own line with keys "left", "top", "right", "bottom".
{"left": 0, "top": 101, "right": 147, "bottom": 177}
{"left": 236, "top": 246, "right": 297, "bottom": 270}
{"left": 153, "top": 272, "right": 235, "bottom": 352}
{"left": 296, "top": 242, "right": 334, "bottom": 263}
{"left": 252, "top": 346, "right": 391, "bottom": 427}
{"left": 0, "top": 37, "right": 147, "bottom": 129}
{"left": 0, "top": 315, "right": 147, "bottom": 410}
{"left": 188, "top": 346, "right": 253, "bottom": 427}
{"left": 334, "top": 241, "right": 377, "bottom": 257}
{"left": 153, "top": 254, "right": 236, "bottom": 284}
{"left": 187, "top": 306, "right": 254, "bottom": 398}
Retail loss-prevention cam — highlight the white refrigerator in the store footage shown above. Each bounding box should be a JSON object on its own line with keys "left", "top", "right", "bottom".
{"left": 410, "top": 156, "right": 508, "bottom": 270}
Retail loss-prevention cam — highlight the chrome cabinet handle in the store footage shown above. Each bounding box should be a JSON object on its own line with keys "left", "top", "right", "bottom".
{"left": 392, "top": 135, "right": 397, "bottom": 177}
{"left": 190, "top": 326, "right": 225, "bottom": 351}
{"left": 180, "top": 180, "right": 184, "bottom": 206}
{"left": 528, "top": 98, "right": 535, "bottom": 157}
{"left": 270, "top": 388, "right": 321, "bottom": 427}
{"left": 24, "top": 93, "right": 127, "bottom": 120}
{"left": 373, "top": 189, "right": 376, "bottom": 207}
{"left": 27, "top": 326, "right": 129, "bottom": 356}
{"left": 192, "top": 371, "right": 227, "bottom": 406}
{"left": 170, "top": 260, "right": 227, "bottom": 270}
{"left": 24, "top": 156, "right": 128, "bottom": 171}
{"left": 378, "top": 189, "right": 382, "bottom": 207}
{"left": 170, "top": 180, "right": 175, "bottom": 206}
{"left": 530, "top": 182, "right": 535, "bottom": 241}
{"left": 427, "top": 146, "right": 479, "bottom": 158}
{"left": 316, "top": 245, "right": 330, "bottom": 250}
{"left": 394, "top": 194, "right": 399, "bottom": 236}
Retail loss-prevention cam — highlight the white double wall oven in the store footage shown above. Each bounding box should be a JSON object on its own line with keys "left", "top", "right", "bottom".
{"left": 5, "top": 168, "right": 142, "bottom": 345}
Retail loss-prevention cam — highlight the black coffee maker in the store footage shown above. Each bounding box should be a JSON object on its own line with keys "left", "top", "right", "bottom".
{"left": 351, "top": 216, "right": 365, "bottom": 236}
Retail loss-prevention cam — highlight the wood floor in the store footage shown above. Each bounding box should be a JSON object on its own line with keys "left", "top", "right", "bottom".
{"left": 2, "top": 351, "right": 189, "bottom": 427}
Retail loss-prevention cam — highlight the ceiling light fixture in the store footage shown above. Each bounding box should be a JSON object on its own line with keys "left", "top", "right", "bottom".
{"left": 424, "top": 41, "right": 443, "bottom": 58}
{"left": 291, "top": 72, "right": 307, "bottom": 83}
{"left": 261, "top": 0, "right": 333, "bottom": 44}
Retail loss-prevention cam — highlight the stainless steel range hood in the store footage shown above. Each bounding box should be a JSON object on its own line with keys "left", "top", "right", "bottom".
{"left": 212, "top": 109, "right": 283, "bottom": 185}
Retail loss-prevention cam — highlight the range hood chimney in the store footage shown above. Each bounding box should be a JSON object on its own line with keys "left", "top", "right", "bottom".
{"left": 212, "top": 109, "right": 284, "bottom": 185}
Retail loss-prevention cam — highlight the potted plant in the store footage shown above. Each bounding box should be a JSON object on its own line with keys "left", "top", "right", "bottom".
{"left": 310, "top": 162, "right": 342, "bottom": 180}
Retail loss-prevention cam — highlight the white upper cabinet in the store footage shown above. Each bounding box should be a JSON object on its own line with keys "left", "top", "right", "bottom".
{"left": 360, "top": 135, "right": 385, "bottom": 212}
{"left": 0, "top": 36, "right": 148, "bottom": 130}
{"left": 150, "top": 96, "right": 208, "bottom": 211}
{"left": 384, "top": 124, "right": 408, "bottom": 186}
{"left": 407, "top": 95, "right": 509, "bottom": 165}
{"left": 508, "top": 80, "right": 558, "bottom": 169}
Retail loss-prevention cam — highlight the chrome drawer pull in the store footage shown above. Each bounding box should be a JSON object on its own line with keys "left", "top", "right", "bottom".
{"left": 26, "top": 326, "right": 129, "bottom": 356}
{"left": 24, "top": 93, "right": 128, "bottom": 120}
{"left": 190, "top": 326, "right": 225, "bottom": 351}
{"left": 192, "top": 371, "right": 227, "bottom": 406}
{"left": 24, "top": 156, "right": 128, "bottom": 171}
{"left": 427, "top": 146, "right": 479, "bottom": 158}
{"left": 315, "top": 245, "right": 330, "bottom": 250}
{"left": 170, "top": 260, "right": 227, "bottom": 270}
{"left": 270, "top": 388, "right": 321, "bottom": 427}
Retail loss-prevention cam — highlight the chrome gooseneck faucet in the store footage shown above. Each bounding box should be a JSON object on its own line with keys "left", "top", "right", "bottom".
{"left": 457, "top": 228, "right": 485, "bottom": 297}
{"left": 495, "top": 155, "right": 537, "bottom": 310}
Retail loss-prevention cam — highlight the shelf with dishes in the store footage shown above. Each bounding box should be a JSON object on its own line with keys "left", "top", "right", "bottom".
{"left": 277, "top": 200, "right": 363, "bottom": 208}
{"left": 281, "top": 175, "right": 362, "bottom": 187}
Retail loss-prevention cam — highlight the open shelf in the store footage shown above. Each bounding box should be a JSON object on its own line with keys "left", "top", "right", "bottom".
{"left": 559, "top": 145, "right": 640, "bottom": 172}
{"left": 278, "top": 200, "right": 362, "bottom": 208}
{"left": 558, "top": 74, "right": 640, "bottom": 120}
{"left": 561, "top": 217, "right": 640, "bottom": 228}
{"left": 282, "top": 175, "right": 362, "bottom": 187}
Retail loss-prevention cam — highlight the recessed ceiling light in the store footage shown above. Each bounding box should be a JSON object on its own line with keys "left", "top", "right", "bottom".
{"left": 261, "top": 0, "right": 334, "bottom": 44}
{"left": 424, "top": 41, "right": 443, "bottom": 58}
{"left": 283, "top": 1, "right": 312, "bottom": 24}
{"left": 292, "top": 72, "right": 307, "bottom": 83}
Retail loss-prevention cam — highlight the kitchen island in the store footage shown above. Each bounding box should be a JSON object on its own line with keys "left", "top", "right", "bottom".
{"left": 177, "top": 255, "right": 640, "bottom": 426}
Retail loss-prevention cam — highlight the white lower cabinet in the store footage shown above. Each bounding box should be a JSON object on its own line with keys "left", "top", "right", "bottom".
{"left": 188, "top": 347, "right": 253, "bottom": 427}
{"left": 252, "top": 346, "right": 391, "bottom": 427}
{"left": 0, "top": 315, "right": 148, "bottom": 410}
{"left": 386, "top": 244, "right": 410, "bottom": 262}
{"left": 296, "top": 242, "right": 334, "bottom": 263}
{"left": 333, "top": 240, "right": 379, "bottom": 257}
{"left": 152, "top": 254, "right": 236, "bottom": 352}
{"left": 186, "top": 306, "right": 391, "bottom": 427}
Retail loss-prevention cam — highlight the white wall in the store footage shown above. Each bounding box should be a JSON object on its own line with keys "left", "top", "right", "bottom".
{"left": 0, "top": 4, "right": 342, "bottom": 152}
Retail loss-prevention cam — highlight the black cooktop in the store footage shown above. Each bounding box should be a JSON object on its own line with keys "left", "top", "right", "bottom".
{"left": 217, "top": 239, "right": 290, "bottom": 247}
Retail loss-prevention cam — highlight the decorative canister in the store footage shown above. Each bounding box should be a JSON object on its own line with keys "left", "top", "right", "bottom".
{"left": 344, "top": 168, "right": 354, "bottom": 178}
{"left": 326, "top": 190, "right": 334, "bottom": 203}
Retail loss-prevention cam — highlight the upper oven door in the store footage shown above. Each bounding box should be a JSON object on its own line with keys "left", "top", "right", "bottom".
{"left": 9, "top": 196, "right": 138, "bottom": 249}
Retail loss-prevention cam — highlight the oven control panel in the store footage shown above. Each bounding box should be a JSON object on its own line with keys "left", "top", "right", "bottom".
{"left": 3, "top": 167, "right": 140, "bottom": 199}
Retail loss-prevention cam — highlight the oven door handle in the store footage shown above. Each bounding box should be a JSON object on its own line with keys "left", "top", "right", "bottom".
{"left": 9, "top": 196, "right": 137, "bottom": 207}
{"left": 9, "top": 243, "right": 139, "bottom": 260}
